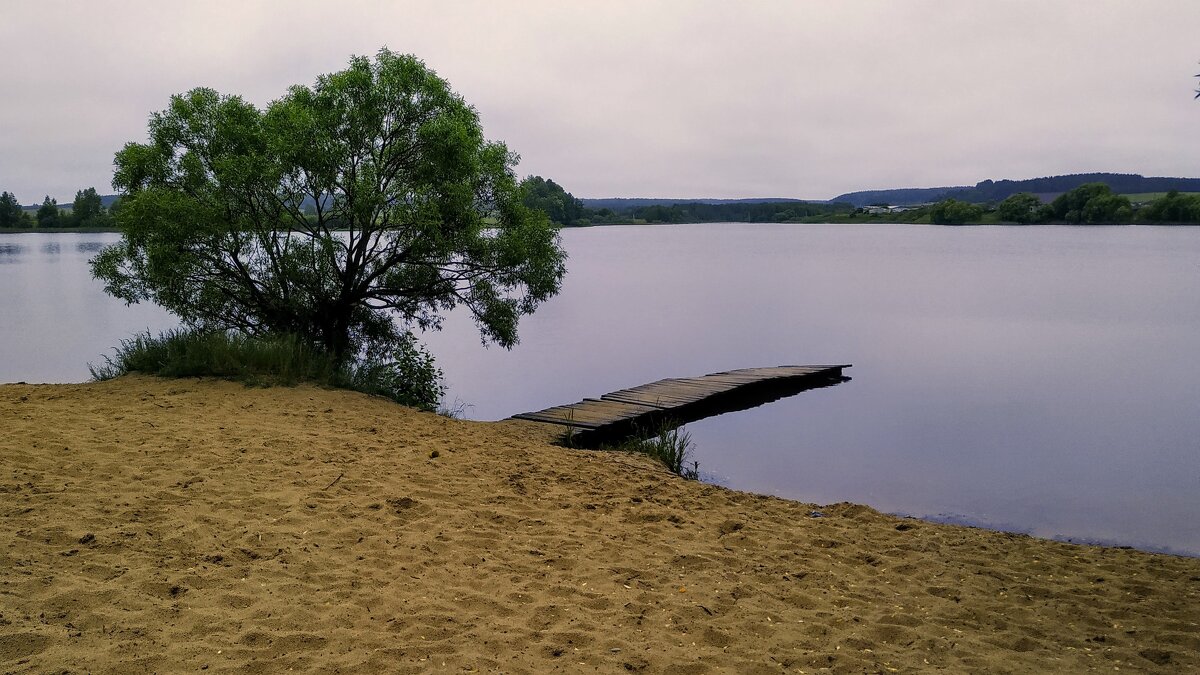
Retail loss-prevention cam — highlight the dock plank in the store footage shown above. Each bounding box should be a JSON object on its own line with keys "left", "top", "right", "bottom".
{"left": 510, "top": 364, "right": 850, "bottom": 446}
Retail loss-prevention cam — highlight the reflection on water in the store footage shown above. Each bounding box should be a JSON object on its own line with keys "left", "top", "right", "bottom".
{"left": 4, "top": 225, "right": 1200, "bottom": 555}
{"left": 41, "top": 242, "right": 60, "bottom": 255}
{"left": 0, "top": 242, "right": 27, "bottom": 261}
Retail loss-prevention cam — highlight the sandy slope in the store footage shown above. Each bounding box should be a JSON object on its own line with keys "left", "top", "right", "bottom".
{"left": 1, "top": 376, "right": 1198, "bottom": 674}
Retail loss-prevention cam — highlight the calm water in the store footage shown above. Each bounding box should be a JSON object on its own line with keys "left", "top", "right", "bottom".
{"left": 3, "top": 225, "right": 1199, "bottom": 555}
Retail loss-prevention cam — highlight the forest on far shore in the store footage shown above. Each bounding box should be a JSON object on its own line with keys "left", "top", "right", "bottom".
{"left": 0, "top": 188, "right": 115, "bottom": 230}
{"left": 5, "top": 177, "right": 1200, "bottom": 231}
{"left": 522, "top": 177, "right": 1200, "bottom": 227}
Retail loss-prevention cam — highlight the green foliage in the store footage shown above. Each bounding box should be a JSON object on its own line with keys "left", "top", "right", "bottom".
{"left": 606, "top": 423, "right": 699, "bottom": 479}
{"left": 90, "top": 329, "right": 334, "bottom": 382}
{"left": 36, "top": 196, "right": 62, "bottom": 228}
{"left": 630, "top": 201, "right": 851, "bottom": 224}
{"left": 342, "top": 330, "right": 445, "bottom": 410}
{"left": 71, "top": 187, "right": 111, "bottom": 228}
{"left": 1119, "top": 192, "right": 1191, "bottom": 202}
{"left": 90, "top": 329, "right": 444, "bottom": 410}
{"left": 521, "top": 175, "right": 587, "bottom": 226}
{"left": 1137, "top": 190, "right": 1200, "bottom": 223}
{"left": 929, "top": 198, "right": 984, "bottom": 225}
{"left": 0, "top": 191, "right": 30, "bottom": 228}
{"left": 1049, "top": 183, "right": 1133, "bottom": 224}
{"left": 996, "top": 192, "right": 1044, "bottom": 224}
{"left": 91, "top": 48, "right": 566, "bottom": 368}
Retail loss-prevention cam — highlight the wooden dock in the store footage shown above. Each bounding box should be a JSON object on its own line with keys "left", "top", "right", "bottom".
{"left": 511, "top": 364, "right": 850, "bottom": 446}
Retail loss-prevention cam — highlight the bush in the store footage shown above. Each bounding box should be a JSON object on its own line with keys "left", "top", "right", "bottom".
{"left": 606, "top": 423, "right": 700, "bottom": 479}
{"left": 1049, "top": 183, "right": 1133, "bottom": 224}
{"left": 90, "top": 329, "right": 445, "bottom": 410}
{"left": 929, "top": 198, "right": 984, "bottom": 225}
{"left": 342, "top": 331, "right": 445, "bottom": 410}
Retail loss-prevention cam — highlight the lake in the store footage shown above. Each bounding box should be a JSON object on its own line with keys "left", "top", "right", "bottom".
{"left": 3, "top": 225, "right": 1199, "bottom": 555}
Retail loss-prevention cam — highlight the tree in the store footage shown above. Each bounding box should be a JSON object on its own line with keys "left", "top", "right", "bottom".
{"left": 1138, "top": 190, "right": 1200, "bottom": 223}
{"left": 521, "top": 175, "right": 586, "bottom": 226}
{"left": 36, "top": 196, "right": 62, "bottom": 228}
{"left": 71, "top": 187, "right": 107, "bottom": 227}
{"left": 0, "top": 191, "right": 29, "bottom": 228}
{"left": 929, "top": 198, "right": 984, "bottom": 225}
{"left": 1049, "top": 183, "right": 1132, "bottom": 223}
{"left": 92, "top": 49, "right": 566, "bottom": 370}
{"left": 996, "top": 192, "right": 1043, "bottom": 224}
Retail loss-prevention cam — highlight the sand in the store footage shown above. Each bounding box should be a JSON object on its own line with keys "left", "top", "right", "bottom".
{"left": 1, "top": 376, "right": 1198, "bottom": 674}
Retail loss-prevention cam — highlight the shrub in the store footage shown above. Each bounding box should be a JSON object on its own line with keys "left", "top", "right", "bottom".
{"left": 90, "top": 328, "right": 444, "bottom": 410}
{"left": 606, "top": 423, "right": 700, "bottom": 480}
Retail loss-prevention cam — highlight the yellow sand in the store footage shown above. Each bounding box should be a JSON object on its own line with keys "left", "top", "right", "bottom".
{"left": 1, "top": 376, "right": 1198, "bottom": 673}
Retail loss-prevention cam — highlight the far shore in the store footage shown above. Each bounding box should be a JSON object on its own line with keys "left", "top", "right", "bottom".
{"left": 5, "top": 221, "right": 1195, "bottom": 236}
{"left": 0, "top": 226, "right": 119, "bottom": 234}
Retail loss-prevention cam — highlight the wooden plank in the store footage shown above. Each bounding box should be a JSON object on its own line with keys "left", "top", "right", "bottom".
{"left": 621, "top": 383, "right": 721, "bottom": 397}
{"left": 513, "top": 412, "right": 603, "bottom": 428}
{"left": 600, "top": 390, "right": 717, "bottom": 404}
{"left": 655, "top": 380, "right": 737, "bottom": 392}
{"left": 608, "top": 379, "right": 715, "bottom": 394}
{"left": 601, "top": 394, "right": 690, "bottom": 408}
{"left": 691, "top": 375, "right": 763, "bottom": 386}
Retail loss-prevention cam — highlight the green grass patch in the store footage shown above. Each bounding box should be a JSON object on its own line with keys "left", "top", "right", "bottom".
{"left": 90, "top": 329, "right": 444, "bottom": 411}
{"left": 1120, "top": 192, "right": 1200, "bottom": 202}
{"left": 605, "top": 423, "right": 700, "bottom": 480}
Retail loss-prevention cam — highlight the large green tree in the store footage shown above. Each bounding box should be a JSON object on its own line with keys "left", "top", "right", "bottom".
{"left": 92, "top": 49, "right": 566, "bottom": 364}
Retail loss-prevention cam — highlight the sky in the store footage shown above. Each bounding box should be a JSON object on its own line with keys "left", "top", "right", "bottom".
{"left": 2, "top": 0, "right": 1199, "bottom": 203}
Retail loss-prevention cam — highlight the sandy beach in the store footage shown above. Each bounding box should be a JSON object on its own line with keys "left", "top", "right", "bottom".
{"left": 2, "top": 376, "right": 1198, "bottom": 673}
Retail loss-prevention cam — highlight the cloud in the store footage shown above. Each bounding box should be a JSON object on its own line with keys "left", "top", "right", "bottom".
{"left": 2, "top": 0, "right": 1199, "bottom": 202}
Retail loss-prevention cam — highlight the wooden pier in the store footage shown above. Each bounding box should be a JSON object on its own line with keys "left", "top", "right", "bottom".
{"left": 511, "top": 364, "right": 850, "bottom": 446}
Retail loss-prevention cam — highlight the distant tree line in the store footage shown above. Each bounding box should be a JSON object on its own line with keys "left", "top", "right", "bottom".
{"left": 9, "top": 178, "right": 1199, "bottom": 231}
{"left": 521, "top": 175, "right": 851, "bottom": 226}
{"left": 621, "top": 201, "right": 848, "bottom": 224}
{"left": 520, "top": 175, "right": 1200, "bottom": 228}
{"left": 928, "top": 184, "right": 1199, "bottom": 225}
{"left": 0, "top": 187, "right": 117, "bottom": 229}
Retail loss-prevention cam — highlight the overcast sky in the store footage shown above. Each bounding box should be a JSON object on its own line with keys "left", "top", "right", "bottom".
{"left": 3, "top": 1, "right": 1198, "bottom": 203}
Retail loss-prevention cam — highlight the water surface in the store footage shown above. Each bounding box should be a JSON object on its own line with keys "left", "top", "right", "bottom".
{"left": 0, "top": 233, "right": 176, "bottom": 382}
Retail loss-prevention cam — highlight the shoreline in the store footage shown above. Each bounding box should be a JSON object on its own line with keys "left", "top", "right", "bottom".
{"left": 3, "top": 376, "right": 1199, "bottom": 672}
{"left": 4, "top": 221, "right": 1200, "bottom": 237}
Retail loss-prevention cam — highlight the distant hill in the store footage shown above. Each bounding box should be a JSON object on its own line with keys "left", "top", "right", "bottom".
{"left": 580, "top": 197, "right": 823, "bottom": 210}
{"left": 828, "top": 187, "right": 969, "bottom": 208}
{"left": 834, "top": 173, "right": 1200, "bottom": 207}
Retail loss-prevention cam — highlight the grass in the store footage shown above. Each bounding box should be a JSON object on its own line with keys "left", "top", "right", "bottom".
{"left": 436, "top": 397, "right": 473, "bottom": 419}
{"left": 1120, "top": 192, "right": 1200, "bottom": 202}
{"left": 89, "top": 329, "right": 442, "bottom": 411}
{"left": 605, "top": 422, "right": 700, "bottom": 480}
